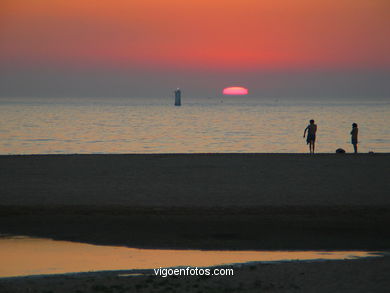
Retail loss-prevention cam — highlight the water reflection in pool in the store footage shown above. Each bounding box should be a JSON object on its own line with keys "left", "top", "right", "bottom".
{"left": 0, "top": 236, "right": 381, "bottom": 278}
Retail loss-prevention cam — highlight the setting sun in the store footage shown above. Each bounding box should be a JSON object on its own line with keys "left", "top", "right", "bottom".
{"left": 223, "top": 87, "right": 249, "bottom": 95}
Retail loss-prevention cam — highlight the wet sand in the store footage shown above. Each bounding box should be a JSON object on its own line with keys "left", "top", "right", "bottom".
{"left": 1, "top": 154, "right": 390, "bottom": 291}
{"left": 1, "top": 205, "right": 389, "bottom": 250}
{"left": 1, "top": 256, "right": 389, "bottom": 293}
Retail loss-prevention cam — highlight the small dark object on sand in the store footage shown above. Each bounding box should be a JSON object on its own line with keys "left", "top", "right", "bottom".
{"left": 369, "top": 151, "right": 375, "bottom": 154}
{"left": 336, "top": 148, "right": 346, "bottom": 154}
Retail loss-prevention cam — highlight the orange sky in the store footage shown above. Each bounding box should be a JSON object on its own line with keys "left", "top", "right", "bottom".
{"left": 1, "top": 0, "right": 389, "bottom": 70}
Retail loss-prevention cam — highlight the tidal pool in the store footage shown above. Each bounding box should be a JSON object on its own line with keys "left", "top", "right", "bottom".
{"left": 0, "top": 236, "right": 381, "bottom": 278}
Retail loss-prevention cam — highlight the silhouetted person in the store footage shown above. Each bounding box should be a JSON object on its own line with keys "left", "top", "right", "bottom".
{"left": 351, "top": 123, "right": 358, "bottom": 153}
{"left": 303, "top": 119, "right": 317, "bottom": 154}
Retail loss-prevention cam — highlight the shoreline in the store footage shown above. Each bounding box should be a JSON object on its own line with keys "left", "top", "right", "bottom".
{"left": 1, "top": 256, "right": 389, "bottom": 293}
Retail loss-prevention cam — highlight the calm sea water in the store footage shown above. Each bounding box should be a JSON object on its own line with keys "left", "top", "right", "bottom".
{"left": 0, "top": 97, "right": 389, "bottom": 154}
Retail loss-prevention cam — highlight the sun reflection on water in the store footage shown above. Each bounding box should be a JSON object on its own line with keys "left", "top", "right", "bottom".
{"left": 0, "top": 236, "right": 382, "bottom": 278}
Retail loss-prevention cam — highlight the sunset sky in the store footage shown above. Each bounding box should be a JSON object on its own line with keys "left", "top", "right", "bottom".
{"left": 0, "top": 0, "right": 389, "bottom": 98}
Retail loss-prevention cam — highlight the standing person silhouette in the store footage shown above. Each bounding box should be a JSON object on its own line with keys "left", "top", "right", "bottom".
{"left": 351, "top": 123, "right": 358, "bottom": 153}
{"left": 303, "top": 119, "right": 317, "bottom": 154}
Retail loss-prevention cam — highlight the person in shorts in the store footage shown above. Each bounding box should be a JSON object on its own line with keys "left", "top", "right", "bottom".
{"left": 303, "top": 119, "right": 317, "bottom": 154}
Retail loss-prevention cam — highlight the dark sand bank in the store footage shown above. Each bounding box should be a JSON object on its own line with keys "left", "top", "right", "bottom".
{"left": 1, "top": 256, "right": 389, "bottom": 293}
{"left": 1, "top": 153, "right": 389, "bottom": 207}
{"left": 1, "top": 154, "right": 390, "bottom": 250}
{"left": 1, "top": 205, "right": 390, "bottom": 250}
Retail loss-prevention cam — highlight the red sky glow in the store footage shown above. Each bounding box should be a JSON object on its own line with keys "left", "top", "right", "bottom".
{"left": 0, "top": 0, "right": 389, "bottom": 70}
{"left": 0, "top": 0, "right": 389, "bottom": 98}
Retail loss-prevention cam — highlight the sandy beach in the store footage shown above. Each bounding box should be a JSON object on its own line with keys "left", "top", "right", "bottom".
{"left": 1, "top": 153, "right": 389, "bottom": 207}
{"left": 1, "top": 256, "right": 389, "bottom": 293}
{"left": 0, "top": 153, "right": 389, "bottom": 249}
{"left": 1, "top": 154, "right": 390, "bottom": 292}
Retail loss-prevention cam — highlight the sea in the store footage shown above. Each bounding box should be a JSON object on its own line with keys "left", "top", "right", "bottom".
{"left": 0, "top": 96, "right": 389, "bottom": 154}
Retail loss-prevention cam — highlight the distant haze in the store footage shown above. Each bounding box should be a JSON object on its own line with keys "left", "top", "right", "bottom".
{"left": 0, "top": 0, "right": 389, "bottom": 99}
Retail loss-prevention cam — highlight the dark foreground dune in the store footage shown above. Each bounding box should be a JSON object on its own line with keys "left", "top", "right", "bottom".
{"left": 0, "top": 154, "right": 390, "bottom": 292}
